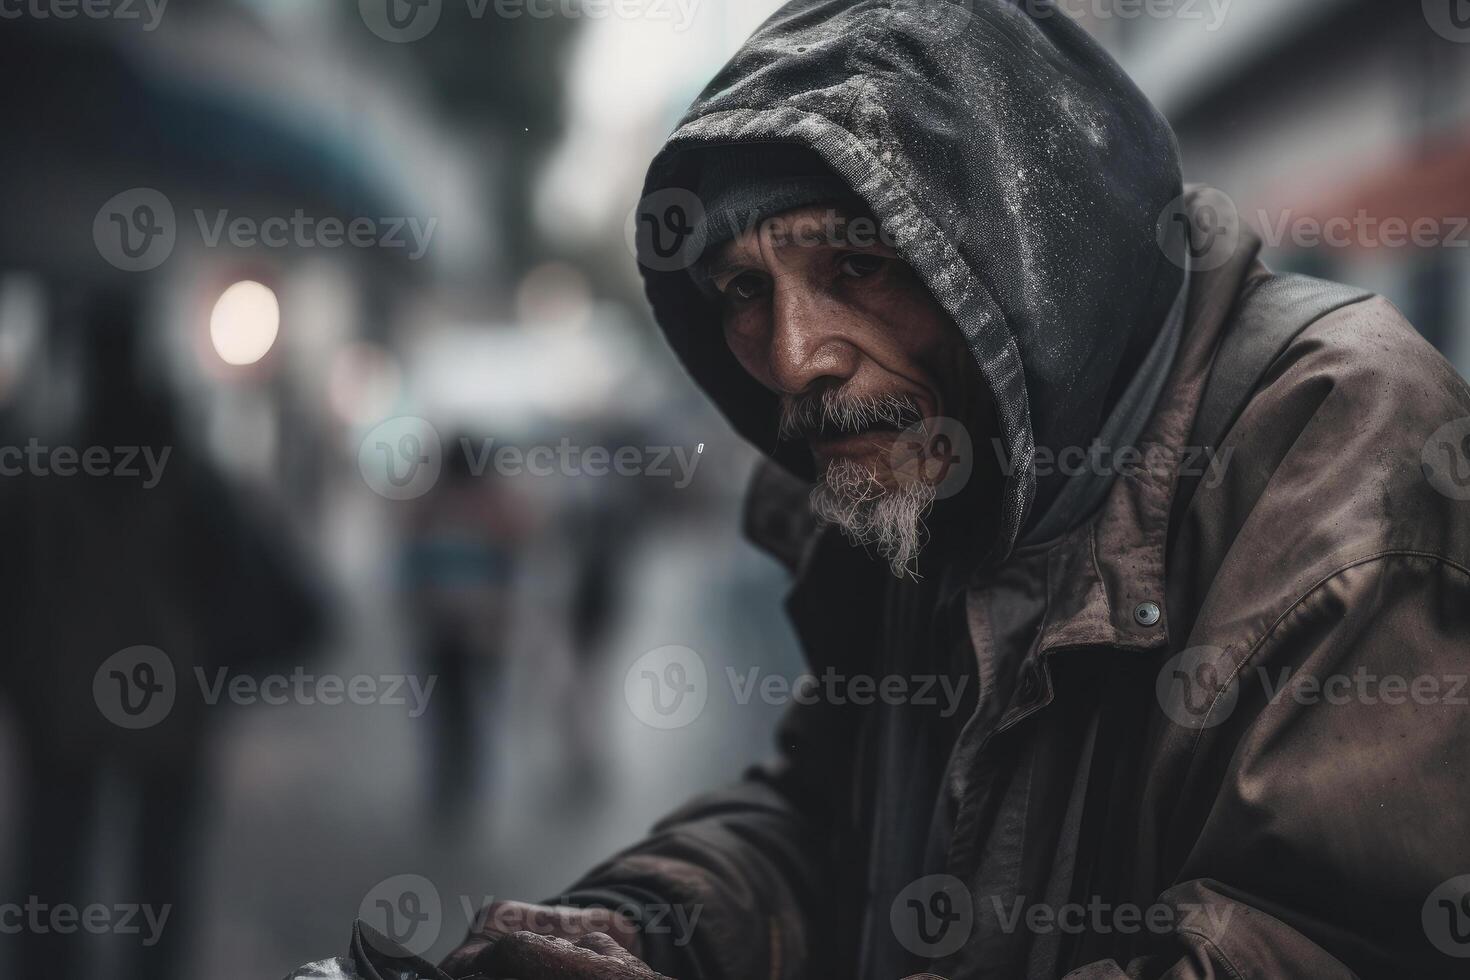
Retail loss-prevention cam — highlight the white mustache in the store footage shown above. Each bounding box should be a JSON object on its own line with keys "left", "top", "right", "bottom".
{"left": 778, "top": 390, "right": 923, "bottom": 441}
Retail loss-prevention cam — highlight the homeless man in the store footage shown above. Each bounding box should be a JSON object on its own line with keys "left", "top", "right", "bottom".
{"left": 441, "top": 0, "right": 1470, "bottom": 977}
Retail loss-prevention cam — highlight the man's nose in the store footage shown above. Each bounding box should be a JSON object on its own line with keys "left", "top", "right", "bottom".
{"left": 765, "top": 286, "right": 859, "bottom": 396}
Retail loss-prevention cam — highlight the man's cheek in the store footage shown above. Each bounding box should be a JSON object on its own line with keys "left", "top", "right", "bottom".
{"left": 723, "top": 320, "right": 772, "bottom": 384}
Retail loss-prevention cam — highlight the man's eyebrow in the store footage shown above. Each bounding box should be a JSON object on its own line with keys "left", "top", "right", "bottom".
{"left": 694, "top": 249, "right": 747, "bottom": 283}
{"left": 828, "top": 213, "right": 892, "bottom": 247}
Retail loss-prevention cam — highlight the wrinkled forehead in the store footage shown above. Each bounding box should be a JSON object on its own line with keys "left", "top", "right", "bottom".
{"left": 694, "top": 203, "right": 896, "bottom": 275}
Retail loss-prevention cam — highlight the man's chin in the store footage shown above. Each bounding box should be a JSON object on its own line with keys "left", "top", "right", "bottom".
{"left": 815, "top": 454, "right": 900, "bottom": 494}
{"left": 809, "top": 455, "right": 938, "bottom": 579}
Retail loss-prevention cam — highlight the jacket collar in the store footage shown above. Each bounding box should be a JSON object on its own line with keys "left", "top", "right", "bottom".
{"left": 1024, "top": 202, "right": 1265, "bottom": 658}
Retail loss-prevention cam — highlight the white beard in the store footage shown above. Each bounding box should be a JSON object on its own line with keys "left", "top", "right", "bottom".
{"left": 810, "top": 457, "right": 937, "bottom": 579}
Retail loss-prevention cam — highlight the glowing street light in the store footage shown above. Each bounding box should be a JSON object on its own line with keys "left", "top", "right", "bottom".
{"left": 210, "top": 280, "right": 280, "bottom": 366}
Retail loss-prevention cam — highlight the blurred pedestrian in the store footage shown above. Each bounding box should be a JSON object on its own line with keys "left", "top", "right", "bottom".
{"left": 399, "top": 430, "right": 530, "bottom": 832}
{"left": 0, "top": 288, "right": 325, "bottom": 980}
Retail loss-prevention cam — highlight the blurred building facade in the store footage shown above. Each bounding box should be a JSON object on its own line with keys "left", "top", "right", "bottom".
{"left": 1087, "top": 0, "right": 1470, "bottom": 375}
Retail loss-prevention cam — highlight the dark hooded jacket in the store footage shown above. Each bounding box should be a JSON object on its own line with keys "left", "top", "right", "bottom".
{"left": 553, "top": 2, "right": 1470, "bottom": 978}
{"left": 634, "top": 0, "right": 1186, "bottom": 555}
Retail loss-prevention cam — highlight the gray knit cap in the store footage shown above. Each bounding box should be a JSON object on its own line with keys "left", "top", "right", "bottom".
{"left": 692, "top": 142, "right": 863, "bottom": 259}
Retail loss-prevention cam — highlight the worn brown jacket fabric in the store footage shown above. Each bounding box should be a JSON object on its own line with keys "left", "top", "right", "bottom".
{"left": 566, "top": 218, "right": 1470, "bottom": 978}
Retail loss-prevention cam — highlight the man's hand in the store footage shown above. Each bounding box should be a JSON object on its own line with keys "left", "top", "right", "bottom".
{"left": 439, "top": 901, "right": 646, "bottom": 978}
{"left": 458, "top": 931, "right": 672, "bottom": 979}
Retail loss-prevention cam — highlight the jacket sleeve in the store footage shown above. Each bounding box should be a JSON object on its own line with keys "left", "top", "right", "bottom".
{"left": 557, "top": 690, "right": 861, "bottom": 980}
{"left": 1067, "top": 553, "right": 1470, "bottom": 979}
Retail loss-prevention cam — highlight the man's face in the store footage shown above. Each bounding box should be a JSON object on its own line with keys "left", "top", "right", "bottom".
{"left": 701, "top": 205, "right": 991, "bottom": 574}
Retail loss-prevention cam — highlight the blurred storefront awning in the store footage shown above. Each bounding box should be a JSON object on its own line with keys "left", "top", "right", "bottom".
{"left": 1293, "top": 131, "right": 1470, "bottom": 250}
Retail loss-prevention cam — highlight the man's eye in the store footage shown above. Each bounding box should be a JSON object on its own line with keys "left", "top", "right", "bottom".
{"left": 722, "top": 272, "right": 769, "bottom": 305}
{"left": 838, "top": 253, "right": 886, "bottom": 279}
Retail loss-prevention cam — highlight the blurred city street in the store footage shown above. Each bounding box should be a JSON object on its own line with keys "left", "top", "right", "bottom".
{"left": 182, "top": 463, "right": 803, "bottom": 976}
{"left": 0, "top": 0, "right": 1467, "bottom": 976}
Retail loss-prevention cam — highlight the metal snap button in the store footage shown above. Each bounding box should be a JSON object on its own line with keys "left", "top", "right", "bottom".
{"left": 1134, "top": 601, "right": 1162, "bottom": 627}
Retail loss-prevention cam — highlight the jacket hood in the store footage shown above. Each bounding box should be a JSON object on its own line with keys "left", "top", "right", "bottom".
{"left": 634, "top": 0, "right": 1185, "bottom": 557}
